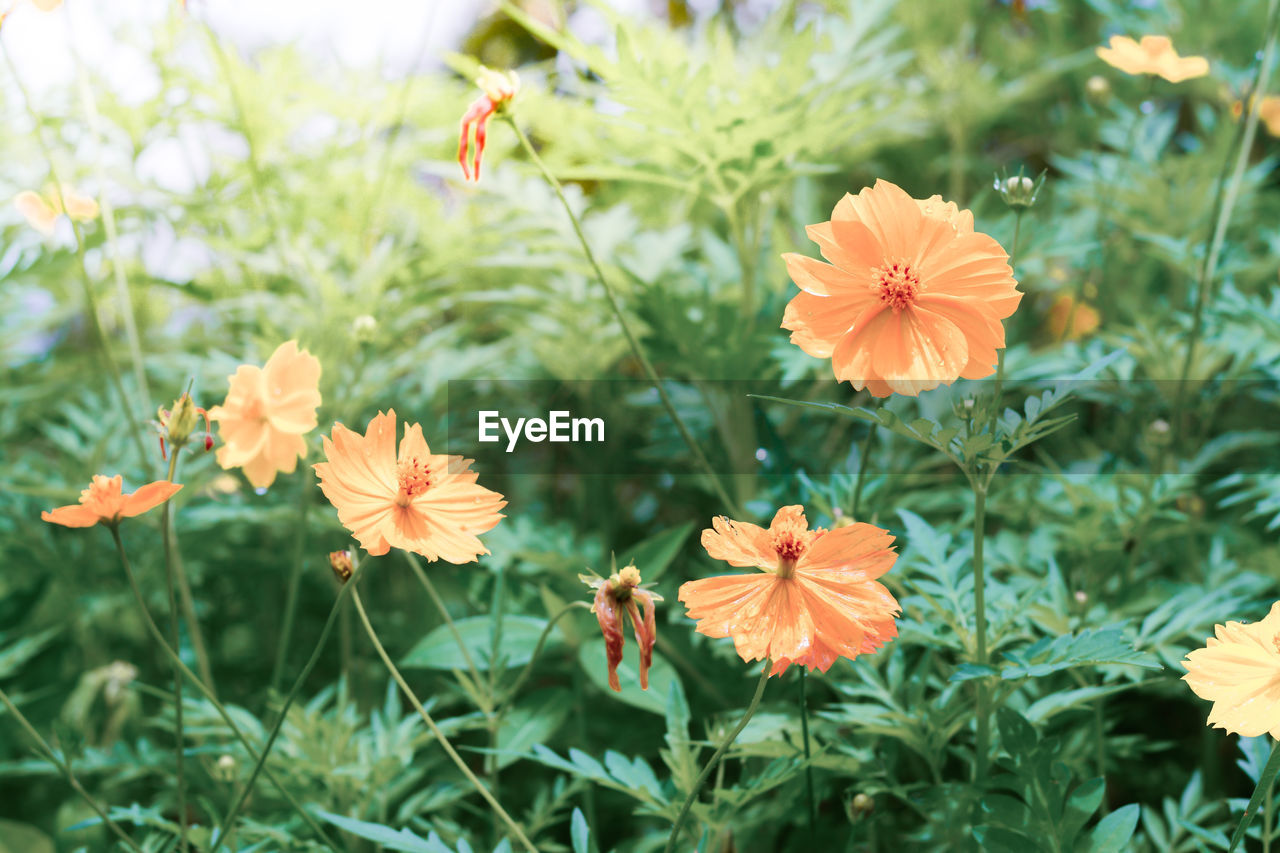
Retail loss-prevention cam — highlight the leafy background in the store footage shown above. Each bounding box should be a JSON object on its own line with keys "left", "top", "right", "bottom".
{"left": 3, "top": 0, "right": 1280, "bottom": 851}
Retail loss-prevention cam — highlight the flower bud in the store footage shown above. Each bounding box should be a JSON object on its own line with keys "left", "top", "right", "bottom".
{"left": 1085, "top": 74, "right": 1111, "bottom": 105}
{"left": 329, "top": 550, "right": 354, "bottom": 583}
{"left": 994, "top": 170, "right": 1045, "bottom": 209}
{"left": 847, "top": 792, "right": 875, "bottom": 822}
{"left": 215, "top": 754, "right": 237, "bottom": 782}
{"left": 352, "top": 314, "right": 378, "bottom": 341}
{"left": 156, "top": 390, "right": 212, "bottom": 459}
{"left": 1146, "top": 419, "right": 1171, "bottom": 448}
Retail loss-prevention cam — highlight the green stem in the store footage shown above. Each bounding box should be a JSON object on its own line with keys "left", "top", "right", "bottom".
{"left": 271, "top": 468, "right": 314, "bottom": 692}
{"left": 0, "top": 42, "right": 154, "bottom": 478}
{"left": 664, "top": 660, "right": 772, "bottom": 853}
{"left": 972, "top": 483, "right": 990, "bottom": 783}
{"left": 1268, "top": 769, "right": 1276, "bottom": 853}
{"left": 1173, "top": 0, "right": 1280, "bottom": 453}
{"left": 0, "top": 688, "right": 146, "bottom": 853}
{"left": 211, "top": 554, "right": 366, "bottom": 853}
{"left": 503, "top": 601, "right": 591, "bottom": 703}
{"left": 350, "top": 583, "right": 538, "bottom": 853}
{"left": 851, "top": 417, "right": 880, "bottom": 520}
{"left": 990, "top": 209, "right": 1024, "bottom": 417}
{"left": 400, "top": 550, "right": 489, "bottom": 710}
{"left": 109, "top": 527, "right": 339, "bottom": 848}
{"left": 799, "top": 669, "right": 817, "bottom": 835}
{"left": 159, "top": 454, "right": 189, "bottom": 852}
{"left": 504, "top": 117, "right": 741, "bottom": 517}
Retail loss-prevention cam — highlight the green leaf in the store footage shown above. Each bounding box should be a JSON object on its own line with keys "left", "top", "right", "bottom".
{"left": 973, "top": 825, "right": 1041, "bottom": 853}
{"left": 1061, "top": 778, "right": 1106, "bottom": 846}
{"left": 571, "top": 808, "right": 591, "bottom": 853}
{"left": 617, "top": 521, "right": 695, "bottom": 581}
{"left": 1000, "top": 628, "right": 1162, "bottom": 679}
{"left": 317, "top": 810, "right": 452, "bottom": 852}
{"left": 996, "top": 707, "right": 1038, "bottom": 758}
{"left": 0, "top": 820, "right": 53, "bottom": 853}
{"left": 578, "top": 639, "right": 681, "bottom": 715}
{"left": 1085, "top": 803, "right": 1140, "bottom": 853}
{"left": 401, "top": 616, "right": 557, "bottom": 671}
{"left": 497, "top": 689, "right": 571, "bottom": 770}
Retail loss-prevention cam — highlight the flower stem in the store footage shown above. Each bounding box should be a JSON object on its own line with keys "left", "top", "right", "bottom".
{"left": 799, "top": 669, "right": 817, "bottom": 835}
{"left": 990, "top": 209, "right": 1023, "bottom": 419}
{"left": 664, "top": 660, "right": 771, "bottom": 853}
{"left": 503, "top": 601, "right": 591, "bottom": 704}
{"left": 0, "top": 688, "right": 146, "bottom": 853}
{"left": 503, "top": 117, "right": 741, "bottom": 517}
{"left": 400, "top": 550, "right": 489, "bottom": 711}
{"left": 1173, "top": 0, "right": 1280, "bottom": 453}
{"left": 271, "top": 467, "right": 314, "bottom": 693}
{"left": 210, "top": 554, "right": 365, "bottom": 853}
{"left": 971, "top": 482, "right": 990, "bottom": 783}
{"left": 109, "top": 526, "right": 339, "bottom": 848}
{"left": 349, "top": 583, "right": 538, "bottom": 853}
{"left": 1267, "top": 768, "right": 1276, "bottom": 853}
{"left": 159, "top": 454, "right": 189, "bottom": 852}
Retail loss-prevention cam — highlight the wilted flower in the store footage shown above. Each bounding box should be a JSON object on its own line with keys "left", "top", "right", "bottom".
{"left": 314, "top": 409, "right": 506, "bottom": 562}
{"left": 1096, "top": 35, "right": 1209, "bottom": 83}
{"left": 42, "top": 475, "right": 182, "bottom": 528}
{"left": 329, "top": 549, "right": 354, "bottom": 583}
{"left": 781, "top": 180, "right": 1022, "bottom": 397}
{"left": 208, "top": 341, "right": 322, "bottom": 489}
{"left": 14, "top": 187, "right": 98, "bottom": 236}
{"left": 458, "top": 66, "right": 520, "bottom": 182}
{"left": 679, "top": 506, "right": 900, "bottom": 676}
{"left": 581, "top": 564, "right": 662, "bottom": 692}
{"left": 1183, "top": 602, "right": 1280, "bottom": 738}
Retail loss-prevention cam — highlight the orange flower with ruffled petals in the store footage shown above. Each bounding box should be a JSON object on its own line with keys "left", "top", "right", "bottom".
{"left": 42, "top": 475, "right": 181, "bottom": 528}
{"left": 209, "top": 341, "right": 322, "bottom": 489}
{"left": 781, "top": 180, "right": 1021, "bottom": 396}
{"left": 1182, "top": 602, "right": 1280, "bottom": 738}
{"left": 314, "top": 409, "right": 506, "bottom": 562}
{"left": 1096, "top": 35, "right": 1209, "bottom": 83}
{"left": 679, "top": 506, "right": 900, "bottom": 676}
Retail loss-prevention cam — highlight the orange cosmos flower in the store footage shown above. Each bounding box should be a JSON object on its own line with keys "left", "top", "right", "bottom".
{"left": 458, "top": 66, "right": 519, "bottom": 182}
{"left": 781, "top": 180, "right": 1021, "bottom": 397}
{"left": 314, "top": 409, "right": 506, "bottom": 562}
{"left": 14, "top": 188, "right": 99, "bottom": 236}
{"left": 1047, "top": 294, "right": 1100, "bottom": 341}
{"left": 1182, "top": 602, "right": 1280, "bottom": 738}
{"left": 1095, "top": 35, "right": 1209, "bottom": 83}
{"left": 208, "top": 341, "right": 322, "bottom": 489}
{"left": 581, "top": 564, "right": 662, "bottom": 692}
{"left": 42, "top": 475, "right": 182, "bottom": 528}
{"left": 678, "top": 506, "right": 900, "bottom": 677}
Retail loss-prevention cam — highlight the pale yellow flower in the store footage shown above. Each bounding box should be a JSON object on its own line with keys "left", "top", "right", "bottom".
{"left": 1096, "top": 35, "right": 1209, "bottom": 83}
{"left": 1182, "top": 602, "right": 1280, "bottom": 738}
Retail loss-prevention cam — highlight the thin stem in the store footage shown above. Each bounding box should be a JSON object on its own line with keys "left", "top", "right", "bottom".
{"left": 990, "top": 209, "right": 1024, "bottom": 415}
{"left": 664, "top": 660, "right": 772, "bottom": 853}
{"left": 159, "top": 454, "right": 189, "bottom": 852}
{"left": 1174, "top": 0, "right": 1280, "bottom": 452}
{"left": 798, "top": 669, "right": 817, "bottom": 835}
{"left": 211, "top": 555, "right": 366, "bottom": 853}
{"left": 504, "top": 117, "right": 741, "bottom": 517}
{"left": 0, "top": 688, "right": 146, "bottom": 853}
{"left": 272, "top": 468, "right": 314, "bottom": 692}
{"left": 1268, "top": 769, "right": 1276, "bottom": 853}
{"left": 400, "top": 550, "right": 488, "bottom": 709}
{"left": 851, "top": 420, "right": 880, "bottom": 520}
{"left": 0, "top": 42, "right": 153, "bottom": 477}
{"left": 350, "top": 583, "right": 538, "bottom": 853}
{"left": 503, "top": 601, "right": 591, "bottom": 703}
{"left": 109, "top": 526, "right": 339, "bottom": 848}
{"left": 972, "top": 483, "right": 990, "bottom": 783}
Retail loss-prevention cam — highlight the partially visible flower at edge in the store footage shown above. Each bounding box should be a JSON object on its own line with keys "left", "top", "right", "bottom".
{"left": 581, "top": 563, "right": 662, "bottom": 692}
{"left": 679, "top": 505, "right": 901, "bottom": 677}
{"left": 208, "top": 340, "right": 322, "bottom": 489}
{"left": 458, "top": 66, "right": 520, "bottom": 182}
{"left": 1182, "top": 602, "right": 1280, "bottom": 738}
{"left": 1231, "top": 94, "right": 1280, "bottom": 137}
{"left": 14, "top": 187, "right": 99, "bottom": 236}
{"left": 1095, "top": 35, "right": 1209, "bottom": 83}
{"left": 42, "top": 475, "right": 182, "bottom": 528}
{"left": 781, "top": 179, "right": 1022, "bottom": 397}
{"left": 313, "top": 409, "right": 506, "bottom": 562}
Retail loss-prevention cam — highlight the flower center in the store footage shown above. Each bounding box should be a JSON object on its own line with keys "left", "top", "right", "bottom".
{"left": 395, "top": 457, "right": 431, "bottom": 506}
{"left": 874, "top": 260, "right": 920, "bottom": 311}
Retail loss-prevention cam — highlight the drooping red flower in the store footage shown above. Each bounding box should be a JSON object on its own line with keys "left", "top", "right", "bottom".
{"left": 582, "top": 564, "right": 661, "bottom": 691}
{"left": 457, "top": 67, "right": 519, "bottom": 182}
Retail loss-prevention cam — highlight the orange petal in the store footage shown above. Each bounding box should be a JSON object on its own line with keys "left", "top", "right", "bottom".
{"left": 700, "top": 516, "right": 775, "bottom": 569}
{"left": 41, "top": 505, "right": 101, "bottom": 528}
{"left": 120, "top": 481, "right": 182, "bottom": 518}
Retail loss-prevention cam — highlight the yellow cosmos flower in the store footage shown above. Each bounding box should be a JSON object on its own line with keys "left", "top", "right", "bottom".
{"left": 1182, "top": 602, "right": 1280, "bottom": 738}
{"left": 1096, "top": 35, "right": 1209, "bottom": 83}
